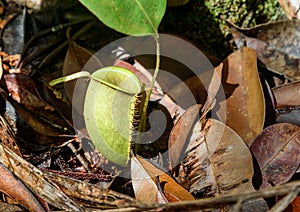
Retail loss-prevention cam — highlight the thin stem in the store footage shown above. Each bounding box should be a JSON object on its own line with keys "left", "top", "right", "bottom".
{"left": 136, "top": 34, "right": 160, "bottom": 146}
{"left": 49, "top": 71, "right": 91, "bottom": 86}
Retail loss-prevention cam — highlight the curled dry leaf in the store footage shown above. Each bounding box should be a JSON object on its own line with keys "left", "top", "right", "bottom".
{"left": 131, "top": 156, "right": 194, "bottom": 203}
{"left": 228, "top": 20, "right": 300, "bottom": 81}
{"left": 250, "top": 123, "right": 300, "bottom": 189}
{"left": 217, "top": 47, "right": 265, "bottom": 146}
{"left": 0, "top": 163, "right": 46, "bottom": 212}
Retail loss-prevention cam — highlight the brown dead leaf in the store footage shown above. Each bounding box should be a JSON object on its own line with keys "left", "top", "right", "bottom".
{"left": 4, "top": 73, "right": 54, "bottom": 111}
{"left": 216, "top": 47, "right": 265, "bottom": 146}
{"left": 276, "top": 109, "right": 300, "bottom": 126}
{"left": 178, "top": 118, "right": 254, "bottom": 196}
{"left": 131, "top": 156, "right": 168, "bottom": 203}
{"left": 278, "top": 0, "right": 300, "bottom": 19}
{"left": 0, "top": 142, "right": 83, "bottom": 211}
{"left": 0, "top": 163, "right": 46, "bottom": 212}
{"left": 63, "top": 40, "right": 102, "bottom": 101}
{"left": 169, "top": 104, "right": 202, "bottom": 169}
{"left": 290, "top": 196, "right": 300, "bottom": 211}
{"left": 228, "top": 20, "right": 300, "bottom": 81}
{"left": 44, "top": 172, "right": 140, "bottom": 209}
{"left": 177, "top": 118, "right": 268, "bottom": 209}
{"left": 131, "top": 156, "right": 194, "bottom": 203}
{"left": 116, "top": 58, "right": 185, "bottom": 121}
{"left": 272, "top": 81, "right": 300, "bottom": 108}
{"left": 250, "top": 123, "right": 300, "bottom": 189}
{"left": 1, "top": 12, "right": 26, "bottom": 55}
{"left": 0, "top": 114, "right": 21, "bottom": 156}
{"left": 272, "top": 81, "right": 300, "bottom": 126}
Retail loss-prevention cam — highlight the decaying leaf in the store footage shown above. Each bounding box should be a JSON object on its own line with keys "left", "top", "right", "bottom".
{"left": 250, "top": 123, "right": 300, "bottom": 189}
{"left": 169, "top": 104, "right": 202, "bottom": 169}
{"left": 276, "top": 109, "right": 300, "bottom": 126}
{"left": 0, "top": 115, "right": 22, "bottom": 156}
{"left": 217, "top": 47, "right": 265, "bottom": 146}
{"left": 1, "top": 11, "right": 26, "bottom": 55}
{"left": 63, "top": 40, "right": 102, "bottom": 101}
{"left": 176, "top": 117, "right": 268, "bottom": 210}
{"left": 278, "top": 0, "right": 300, "bottom": 19}
{"left": 177, "top": 118, "right": 254, "bottom": 197}
{"left": 131, "top": 156, "right": 168, "bottom": 203}
{"left": 0, "top": 163, "right": 46, "bottom": 212}
{"left": 131, "top": 156, "right": 194, "bottom": 203}
{"left": 0, "top": 142, "right": 83, "bottom": 211}
{"left": 45, "top": 172, "right": 141, "bottom": 209}
{"left": 4, "top": 73, "right": 54, "bottom": 111}
{"left": 0, "top": 88, "right": 71, "bottom": 146}
{"left": 272, "top": 81, "right": 300, "bottom": 108}
{"left": 228, "top": 20, "right": 300, "bottom": 81}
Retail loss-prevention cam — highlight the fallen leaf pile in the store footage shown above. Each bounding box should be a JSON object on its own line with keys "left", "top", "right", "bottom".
{"left": 0, "top": 1, "right": 299, "bottom": 211}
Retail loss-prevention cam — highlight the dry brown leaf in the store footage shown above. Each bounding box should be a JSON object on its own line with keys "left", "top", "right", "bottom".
{"left": 131, "top": 156, "right": 194, "bottom": 203}
{"left": 168, "top": 104, "right": 202, "bottom": 169}
{"left": 228, "top": 20, "right": 300, "bottom": 81}
{"left": 4, "top": 73, "right": 54, "bottom": 112}
{"left": 0, "top": 89, "right": 70, "bottom": 146}
{"left": 0, "top": 143, "right": 83, "bottom": 211}
{"left": 45, "top": 172, "right": 140, "bottom": 209}
{"left": 250, "top": 123, "right": 300, "bottom": 189}
{"left": 278, "top": 0, "right": 300, "bottom": 19}
{"left": 131, "top": 156, "right": 168, "bottom": 203}
{"left": 63, "top": 40, "right": 102, "bottom": 100}
{"left": 272, "top": 81, "right": 300, "bottom": 108}
{"left": 177, "top": 118, "right": 268, "bottom": 209}
{"left": 178, "top": 118, "right": 253, "bottom": 196}
{"left": 0, "top": 163, "right": 46, "bottom": 212}
{"left": 216, "top": 47, "right": 265, "bottom": 146}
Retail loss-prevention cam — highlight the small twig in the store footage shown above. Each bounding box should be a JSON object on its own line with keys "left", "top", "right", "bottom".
{"left": 230, "top": 198, "right": 243, "bottom": 212}
{"left": 67, "top": 142, "right": 90, "bottom": 173}
{"left": 17, "top": 17, "right": 93, "bottom": 67}
{"left": 37, "top": 20, "right": 96, "bottom": 69}
{"left": 154, "top": 181, "right": 300, "bottom": 211}
{"left": 269, "top": 189, "right": 298, "bottom": 212}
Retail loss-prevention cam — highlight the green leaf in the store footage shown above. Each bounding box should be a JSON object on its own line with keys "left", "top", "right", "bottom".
{"left": 84, "top": 66, "right": 141, "bottom": 166}
{"left": 78, "top": 0, "right": 166, "bottom": 36}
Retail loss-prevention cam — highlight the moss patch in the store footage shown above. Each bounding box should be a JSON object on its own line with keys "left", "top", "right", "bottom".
{"left": 160, "top": 0, "right": 286, "bottom": 59}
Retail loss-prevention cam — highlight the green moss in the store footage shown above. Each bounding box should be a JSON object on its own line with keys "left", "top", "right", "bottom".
{"left": 160, "top": 0, "right": 286, "bottom": 59}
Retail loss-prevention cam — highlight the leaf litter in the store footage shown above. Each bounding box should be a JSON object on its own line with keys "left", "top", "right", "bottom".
{"left": 0, "top": 0, "right": 299, "bottom": 211}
